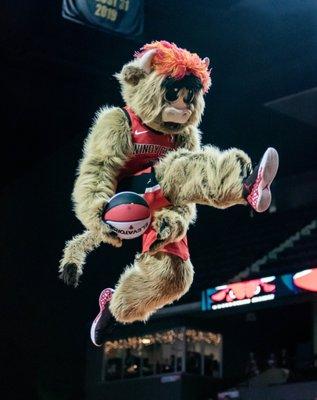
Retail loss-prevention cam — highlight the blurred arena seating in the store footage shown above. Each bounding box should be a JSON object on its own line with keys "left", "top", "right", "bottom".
{"left": 184, "top": 205, "right": 317, "bottom": 303}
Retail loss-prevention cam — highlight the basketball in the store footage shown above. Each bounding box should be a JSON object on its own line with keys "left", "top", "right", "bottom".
{"left": 102, "top": 192, "right": 151, "bottom": 239}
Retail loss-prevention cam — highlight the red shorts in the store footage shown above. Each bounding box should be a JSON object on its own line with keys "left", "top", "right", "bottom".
{"left": 142, "top": 225, "right": 189, "bottom": 261}
{"left": 117, "top": 167, "right": 189, "bottom": 261}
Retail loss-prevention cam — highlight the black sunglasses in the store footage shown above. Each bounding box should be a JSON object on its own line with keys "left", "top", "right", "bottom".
{"left": 164, "top": 87, "right": 195, "bottom": 104}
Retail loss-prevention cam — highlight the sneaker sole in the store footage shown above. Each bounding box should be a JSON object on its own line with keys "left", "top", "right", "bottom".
{"left": 257, "top": 187, "right": 272, "bottom": 213}
{"left": 256, "top": 148, "right": 279, "bottom": 212}
{"left": 261, "top": 147, "right": 279, "bottom": 188}
{"left": 90, "top": 288, "right": 114, "bottom": 347}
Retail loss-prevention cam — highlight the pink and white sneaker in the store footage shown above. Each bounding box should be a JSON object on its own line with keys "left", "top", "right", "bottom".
{"left": 243, "top": 148, "right": 279, "bottom": 213}
{"left": 90, "top": 288, "right": 116, "bottom": 347}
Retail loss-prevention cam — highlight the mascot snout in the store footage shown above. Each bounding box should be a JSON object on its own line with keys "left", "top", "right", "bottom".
{"left": 162, "top": 107, "right": 192, "bottom": 124}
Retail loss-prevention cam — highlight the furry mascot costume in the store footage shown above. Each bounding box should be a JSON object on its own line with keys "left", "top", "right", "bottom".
{"left": 59, "top": 41, "right": 279, "bottom": 346}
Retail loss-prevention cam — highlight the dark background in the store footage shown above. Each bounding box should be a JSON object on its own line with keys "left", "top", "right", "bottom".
{"left": 2, "top": 1, "right": 317, "bottom": 399}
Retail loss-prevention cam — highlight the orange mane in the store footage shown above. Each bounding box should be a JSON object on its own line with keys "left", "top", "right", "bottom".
{"left": 135, "top": 41, "right": 212, "bottom": 93}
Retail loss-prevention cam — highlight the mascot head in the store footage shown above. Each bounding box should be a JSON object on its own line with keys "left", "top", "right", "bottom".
{"left": 115, "top": 41, "right": 211, "bottom": 134}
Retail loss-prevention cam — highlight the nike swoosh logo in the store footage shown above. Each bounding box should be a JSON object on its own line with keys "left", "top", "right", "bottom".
{"left": 134, "top": 130, "right": 148, "bottom": 135}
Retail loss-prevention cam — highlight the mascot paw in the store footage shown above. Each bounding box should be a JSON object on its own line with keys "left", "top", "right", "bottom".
{"left": 100, "top": 224, "right": 123, "bottom": 248}
{"left": 149, "top": 211, "right": 187, "bottom": 254}
{"left": 59, "top": 263, "right": 81, "bottom": 287}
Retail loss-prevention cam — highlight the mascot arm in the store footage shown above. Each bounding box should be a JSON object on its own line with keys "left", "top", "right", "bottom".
{"left": 150, "top": 127, "right": 201, "bottom": 253}
{"left": 150, "top": 204, "right": 196, "bottom": 253}
{"left": 72, "top": 106, "right": 132, "bottom": 244}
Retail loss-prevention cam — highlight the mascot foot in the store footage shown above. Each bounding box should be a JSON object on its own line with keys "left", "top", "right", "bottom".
{"left": 90, "top": 288, "right": 117, "bottom": 347}
{"left": 243, "top": 147, "right": 279, "bottom": 213}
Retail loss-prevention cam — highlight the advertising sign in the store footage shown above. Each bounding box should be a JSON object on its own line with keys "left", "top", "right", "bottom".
{"left": 201, "top": 268, "right": 317, "bottom": 311}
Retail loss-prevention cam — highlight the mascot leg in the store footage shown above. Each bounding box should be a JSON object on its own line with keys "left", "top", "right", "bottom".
{"left": 90, "top": 252, "right": 193, "bottom": 346}
{"left": 157, "top": 146, "right": 278, "bottom": 212}
{"left": 109, "top": 252, "right": 194, "bottom": 323}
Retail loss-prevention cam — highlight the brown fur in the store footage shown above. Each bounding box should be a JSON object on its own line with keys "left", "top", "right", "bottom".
{"left": 60, "top": 144, "right": 252, "bottom": 320}
{"left": 149, "top": 204, "right": 196, "bottom": 254}
{"left": 109, "top": 252, "right": 194, "bottom": 323}
{"left": 156, "top": 146, "right": 251, "bottom": 208}
{"left": 72, "top": 55, "right": 203, "bottom": 246}
{"left": 115, "top": 59, "right": 205, "bottom": 135}
{"left": 72, "top": 106, "right": 132, "bottom": 238}
{"left": 108, "top": 145, "right": 251, "bottom": 322}
{"left": 60, "top": 46, "right": 254, "bottom": 324}
{"left": 58, "top": 230, "right": 103, "bottom": 280}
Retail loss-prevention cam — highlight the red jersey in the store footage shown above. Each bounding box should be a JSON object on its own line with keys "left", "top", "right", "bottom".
{"left": 119, "top": 106, "right": 177, "bottom": 179}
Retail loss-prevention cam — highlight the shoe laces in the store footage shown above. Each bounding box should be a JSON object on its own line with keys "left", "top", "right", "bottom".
{"left": 100, "top": 289, "right": 114, "bottom": 305}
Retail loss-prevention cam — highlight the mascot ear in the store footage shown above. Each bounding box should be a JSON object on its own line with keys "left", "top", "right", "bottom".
{"left": 203, "top": 57, "right": 210, "bottom": 69}
{"left": 121, "top": 49, "right": 157, "bottom": 86}
{"left": 138, "top": 49, "right": 156, "bottom": 74}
